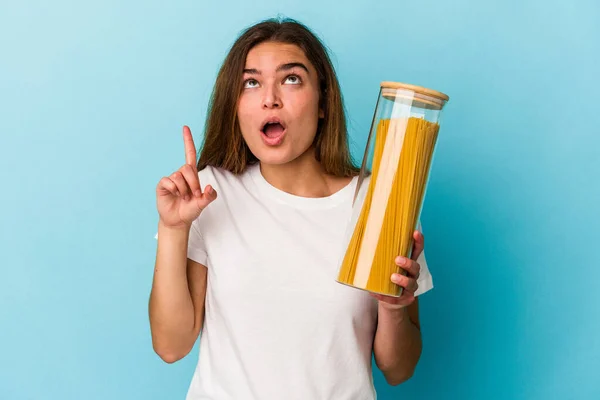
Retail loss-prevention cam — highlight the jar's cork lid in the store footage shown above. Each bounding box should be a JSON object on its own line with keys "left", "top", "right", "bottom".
{"left": 380, "top": 81, "right": 449, "bottom": 110}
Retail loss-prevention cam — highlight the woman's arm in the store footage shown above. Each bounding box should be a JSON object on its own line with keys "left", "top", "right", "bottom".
{"left": 373, "top": 300, "right": 422, "bottom": 385}
{"left": 148, "top": 220, "right": 207, "bottom": 363}
{"left": 371, "top": 230, "right": 426, "bottom": 385}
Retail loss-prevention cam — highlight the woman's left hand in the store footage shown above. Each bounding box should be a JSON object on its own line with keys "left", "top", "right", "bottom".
{"left": 370, "top": 230, "right": 424, "bottom": 310}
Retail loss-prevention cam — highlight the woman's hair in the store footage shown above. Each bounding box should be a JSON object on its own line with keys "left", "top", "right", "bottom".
{"left": 196, "top": 17, "right": 360, "bottom": 177}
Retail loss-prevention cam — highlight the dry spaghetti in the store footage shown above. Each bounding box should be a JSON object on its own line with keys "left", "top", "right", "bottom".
{"left": 337, "top": 117, "right": 440, "bottom": 296}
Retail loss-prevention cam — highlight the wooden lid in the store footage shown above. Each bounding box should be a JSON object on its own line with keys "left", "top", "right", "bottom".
{"left": 380, "top": 81, "right": 449, "bottom": 110}
{"left": 381, "top": 81, "right": 449, "bottom": 101}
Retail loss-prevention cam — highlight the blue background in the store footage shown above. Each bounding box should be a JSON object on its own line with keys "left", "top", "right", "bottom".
{"left": 1, "top": 0, "right": 599, "bottom": 399}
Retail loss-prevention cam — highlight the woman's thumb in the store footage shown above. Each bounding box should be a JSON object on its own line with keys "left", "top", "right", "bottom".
{"left": 198, "top": 185, "right": 217, "bottom": 209}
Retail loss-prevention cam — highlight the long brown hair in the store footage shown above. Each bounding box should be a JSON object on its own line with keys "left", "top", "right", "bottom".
{"left": 196, "top": 17, "right": 360, "bottom": 177}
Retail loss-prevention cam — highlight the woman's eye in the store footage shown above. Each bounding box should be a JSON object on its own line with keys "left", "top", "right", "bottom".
{"left": 285, "top": 75, "right": 301, "bottom": 85}
{"left": 244, "top": 79, "right": 259, "bottom": 89}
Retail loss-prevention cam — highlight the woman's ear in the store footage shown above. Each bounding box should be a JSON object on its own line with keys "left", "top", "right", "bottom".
{"left": 319, "top": 108, "right": 325, "bottom": 118}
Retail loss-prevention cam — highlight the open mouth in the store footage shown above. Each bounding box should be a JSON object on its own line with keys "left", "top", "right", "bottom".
{"left": 260, "top": 117, "right": 287, "bottom": 146}
{"left": 261, "top": 121, "right": 286, "bottom": 138}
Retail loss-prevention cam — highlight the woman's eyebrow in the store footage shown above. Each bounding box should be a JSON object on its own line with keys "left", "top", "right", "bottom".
{"left": 277, "top": 62, "right": 309, "bottom": 74}
{"left": 242, "top": 62, "right": 310, "bottom": 76}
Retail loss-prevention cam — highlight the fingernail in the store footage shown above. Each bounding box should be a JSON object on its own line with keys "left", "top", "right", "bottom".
{"left": 396, "top": 257, "right": 406, "bottom": 265}
{"left": 391, "top": 273, "right": 401, "bottom": 283}
{"left": 194, "top": 190, "right": 201, "bottom": 197}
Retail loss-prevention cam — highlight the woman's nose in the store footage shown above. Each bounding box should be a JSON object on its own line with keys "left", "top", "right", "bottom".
{"left": 262, "top": 85, "right": 282, "bottom": 109}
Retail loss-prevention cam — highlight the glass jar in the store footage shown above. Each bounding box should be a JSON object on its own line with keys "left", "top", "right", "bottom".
{"left": 336, "top": 81, "right": 449, "bottom": 297}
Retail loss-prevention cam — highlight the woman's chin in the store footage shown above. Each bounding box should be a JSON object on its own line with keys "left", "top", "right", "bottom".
{"left": 255, "top": 151, "right": 294, "bottom": 165}
{"left": 250, "top": 144, "right": 298, "bottom": 166}
{"left": 247, "top": 138, "right": 315, "bottom": 166}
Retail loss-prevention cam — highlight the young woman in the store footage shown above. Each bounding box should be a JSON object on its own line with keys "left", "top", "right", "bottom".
{"left": 149, "top": 18, "right": 434, "bottom": 400}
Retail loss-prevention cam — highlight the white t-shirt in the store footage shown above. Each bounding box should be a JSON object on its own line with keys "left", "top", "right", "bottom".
{"left": 156, "top": 163, "right": 433, "bottom": 400}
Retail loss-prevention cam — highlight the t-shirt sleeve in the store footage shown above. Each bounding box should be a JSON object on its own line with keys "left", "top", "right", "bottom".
{"left": 414, "top": 250, "right": 433, "bottom": 296}
{"left": 186, "top": 218, "right": 209, "bottom": 265}
{"left": 414, "top": 220, "right": 434, "bottom": 297}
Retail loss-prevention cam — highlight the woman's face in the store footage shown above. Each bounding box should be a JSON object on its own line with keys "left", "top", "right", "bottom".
{"left": 237, "top": 41, "right": 324, "bottom": 166}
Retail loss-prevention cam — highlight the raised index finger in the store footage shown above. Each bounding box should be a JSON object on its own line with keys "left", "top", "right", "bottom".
{"left": 183, "top": 125, "right": 197, "bottom": 168}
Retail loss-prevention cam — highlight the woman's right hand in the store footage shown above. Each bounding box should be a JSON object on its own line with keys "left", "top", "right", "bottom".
{"left": 156, "top": 126, "right": 217, "bottom": 229}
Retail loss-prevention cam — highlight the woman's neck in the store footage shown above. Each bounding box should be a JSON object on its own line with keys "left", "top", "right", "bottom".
{"left": 259, "top": 147, "right": 349, "bottom": 198}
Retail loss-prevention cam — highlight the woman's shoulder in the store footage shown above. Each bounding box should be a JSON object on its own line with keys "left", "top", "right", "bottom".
{"left": 193, "top": 164, "right": 257, "bottom": 229}
{"left": 197, "top": 163, "right": 256, "bottom": 192}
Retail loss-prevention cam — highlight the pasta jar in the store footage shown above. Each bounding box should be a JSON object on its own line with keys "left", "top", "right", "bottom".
{"left": 336, "top": 81, "right": 449, "bottom": 297}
